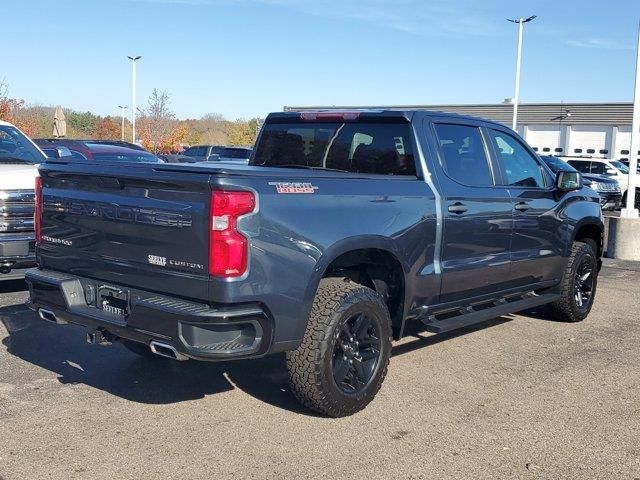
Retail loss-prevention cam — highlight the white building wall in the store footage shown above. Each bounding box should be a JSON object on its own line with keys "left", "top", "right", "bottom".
{"left": 613, "top": 126, "right": 632, "bottom": 160}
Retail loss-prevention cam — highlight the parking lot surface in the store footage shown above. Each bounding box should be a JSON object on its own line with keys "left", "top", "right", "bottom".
{"left": 1, "top": 260, "right": 639, "bottom": 480}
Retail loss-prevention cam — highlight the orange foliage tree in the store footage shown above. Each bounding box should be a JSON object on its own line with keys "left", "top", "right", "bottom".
{"left": 94, "top": 117, "right": 120, "bottom": 140}
{"left": 0, "top": 97, "right": 37, "bottom": 136}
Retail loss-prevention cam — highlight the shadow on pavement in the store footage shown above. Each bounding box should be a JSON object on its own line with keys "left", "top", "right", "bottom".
{"left": 0, "top": 279, "right": 28, "bottom": 294}
{"left": 393, "top": 316, "right": 513, "bottom": 357}
{"left": 1, "top": 301, "right": 521, "bottom": 414}
{"left": 0, "top": 303, "right": 311, "bottom": 415}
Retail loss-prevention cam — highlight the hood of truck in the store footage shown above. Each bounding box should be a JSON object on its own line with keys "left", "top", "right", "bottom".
{"left": 0, "top": 164, "right": 38, "bottom": 190}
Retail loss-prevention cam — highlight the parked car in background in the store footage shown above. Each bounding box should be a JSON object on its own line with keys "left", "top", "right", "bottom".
{"left": 619, "top": 158, "right": 640, "bottom": 173}
{"left": 34, "top": 139, "right": 91, "bottom": 160}
{"left": 34, "top": 139, "right": 162, "bottom": 163}
{"left": 562, "top": 156, "right": 639, "bottom": 208}
{"left": 181, "top": 145, "right": 253, "bottom": 163}
{"left": 0, "top": 120, "right": 44, "bottom": 280}
{"left": 28, "top": 109, "right": 603, "bottom": 416}
{"left": 540, "top": 156, "right": 621, "bottom": 211}
{"left": 157, "top": 154, "right": 199, "bottom": 163}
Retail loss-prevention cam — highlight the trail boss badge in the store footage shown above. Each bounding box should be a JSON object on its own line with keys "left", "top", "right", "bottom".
{"left": 269, "top": 182, "right": 318, "bottom": 194}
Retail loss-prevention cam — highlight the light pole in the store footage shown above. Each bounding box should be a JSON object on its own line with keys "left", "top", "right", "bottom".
{"left": 622, "top": 22, "right": 640, "bottom": 218}
{"left": 127, "top": 55, "right": 141, "bottom": 143}
{"left": 507, "top": 15, "right": 536, "bottom": 131}
{"left": 117, "top": 105, "right": 128, "bottom": 142}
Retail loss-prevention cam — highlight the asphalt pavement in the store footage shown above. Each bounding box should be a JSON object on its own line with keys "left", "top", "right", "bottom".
{"left": 0, "top": 261, "right": 639, "bottom": 479}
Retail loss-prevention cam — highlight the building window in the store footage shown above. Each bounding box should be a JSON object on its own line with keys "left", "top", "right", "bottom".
{"left": 600, "top": 149, "right": 608, "bottom": 154}
{"left": 587, "top": 149, "right": 595, "bottom": 154}
{"left": 555, "top": 147, "right": 563, "bottom": 153}
{"left": 574, "top": 148, "right": 583, "bottom": 153}
{"left": 621, "top": 150, "right": 630, "bottom": 155}
{"left": 542, "top": 147, "right": 550, "bottom": 152}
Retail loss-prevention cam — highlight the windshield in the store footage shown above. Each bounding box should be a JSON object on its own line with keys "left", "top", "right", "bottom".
{"left": 84, "top": 144, "right": 161, "bottom": 163}
{"left": 90, "top": 152, "right": 161, "bottom": 163}
{"left": 0, "top": 125, "right": 45, "bottom": 164}
{"left": 610, "top": 160, "right": 630, "bottom": 174}
{"left": 251, "top": 121, "right": 416, "bottom": 175}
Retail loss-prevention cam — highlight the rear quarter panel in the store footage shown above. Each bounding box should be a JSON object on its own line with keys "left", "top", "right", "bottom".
{"left": 210, "top": 171, "right": 437, "bottom": 350}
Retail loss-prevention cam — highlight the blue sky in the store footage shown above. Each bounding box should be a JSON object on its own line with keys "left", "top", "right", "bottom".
{"left": 3, "top": 0, "right": 640, "bottom": 120}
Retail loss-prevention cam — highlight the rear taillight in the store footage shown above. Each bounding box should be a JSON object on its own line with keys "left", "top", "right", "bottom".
{"left": 209, "top": 190, "right": 256, "bottom": 278}
{"left": 34, "top": 176, "right": 42, "bottom": 245}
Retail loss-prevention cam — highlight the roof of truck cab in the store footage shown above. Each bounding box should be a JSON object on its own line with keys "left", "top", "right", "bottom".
{"left": 268, "top": 109, "right": 508, "bottom": 128}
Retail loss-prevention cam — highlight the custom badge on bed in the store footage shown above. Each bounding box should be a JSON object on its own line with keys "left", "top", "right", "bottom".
{"left": 269, "top": 182, "right": 318, "bottom": 194}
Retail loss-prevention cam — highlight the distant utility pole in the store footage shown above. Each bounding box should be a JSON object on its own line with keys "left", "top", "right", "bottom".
{"left": 117, "top": 105, "right": 128, "bottom": 141}
{"left": 507, "top": 15, "right": 536, "bottom": 131}
{"left": 622, "top": 21, "right": 640, "bottom": 218}
{"left": 127, "top": 55, "right": 141, "bottom": 143}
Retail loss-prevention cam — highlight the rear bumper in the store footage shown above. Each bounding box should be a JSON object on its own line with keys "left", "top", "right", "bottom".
{"left": 25, "top": 268, "right": 273, "bottom": 361}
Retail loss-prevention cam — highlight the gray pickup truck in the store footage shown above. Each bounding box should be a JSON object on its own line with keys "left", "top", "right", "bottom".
{"left": 26, "top": 110, "right": 603, "bottom": 416}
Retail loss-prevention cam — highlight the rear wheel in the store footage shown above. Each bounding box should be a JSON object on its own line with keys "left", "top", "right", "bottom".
{"left": 549, "top": 241, "right": 598, "bottom": 322}
{"left": 286, "top": 278, "right": 392, "bottom": 417}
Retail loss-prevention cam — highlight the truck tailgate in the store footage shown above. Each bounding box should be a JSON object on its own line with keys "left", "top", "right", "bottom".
{"left": 38, "top": 163, "right": 212, "bottom": 301}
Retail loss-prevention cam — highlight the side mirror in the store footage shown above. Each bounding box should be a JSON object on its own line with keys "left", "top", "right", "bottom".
{"left": 606, "top": 168, "right": 617, "bottom": 175}
{"left": 206, "top": 154, "right": 221, "bottom": 161}
{"left": 556, "top": 170, "right": 582, "bottom": 192}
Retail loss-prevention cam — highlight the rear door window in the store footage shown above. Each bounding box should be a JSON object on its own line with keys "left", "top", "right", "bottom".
{"left": 433, "top": 124, "right": 493, "bottom": 186}
{"left": 252, "top": 121, "right": 416, "bottom": 176}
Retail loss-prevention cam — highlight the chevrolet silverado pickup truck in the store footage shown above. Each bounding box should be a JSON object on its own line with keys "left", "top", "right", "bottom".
{"left": 26, "top": 110, "right": 603, "bottom": 416}
{"left": 0, "top": 120, "right": 45, "bottom": 280}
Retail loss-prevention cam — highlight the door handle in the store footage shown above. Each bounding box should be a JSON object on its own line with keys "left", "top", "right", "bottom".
{"left": 514, "top": 202, "right": 530, "bottom": 212}
{"left": 448, "top": 202, "right": 468, "bottom": 214}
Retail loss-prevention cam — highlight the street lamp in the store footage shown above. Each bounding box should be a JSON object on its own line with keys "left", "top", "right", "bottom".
{"left": 117, "top": 105, "right": 128, "bottom": 142}
{"left": 622, "top": 22, "right": 640, "bottom": 218}
{"left": 127, "top": 55, "right": 141, "bottom": 143}
{"left": 507, "top": 15, "right": 536, "bottom": 131}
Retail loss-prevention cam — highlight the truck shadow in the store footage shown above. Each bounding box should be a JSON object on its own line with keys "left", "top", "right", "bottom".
{"left": 1, "top": 303, "right": 521, "bottom": 415}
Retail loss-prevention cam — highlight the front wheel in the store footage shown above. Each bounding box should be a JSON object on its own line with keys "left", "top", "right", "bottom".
{"left": 286, "top": 278, "right": 392, "bottom": 417}
{"left": 549, "top": 241, "right": 598, "bottom": 322}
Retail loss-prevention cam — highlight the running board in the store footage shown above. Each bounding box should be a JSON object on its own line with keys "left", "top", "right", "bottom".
{"left": 421, "top": 293, "right": 559, "bottom": 334}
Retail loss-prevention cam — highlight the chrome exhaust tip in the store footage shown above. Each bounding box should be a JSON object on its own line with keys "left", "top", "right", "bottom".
{"left": 149, "top": 341, "right": 188, "bottom": 361}
{"left": 38, "top": 308, "right": 68, "bottom": 325}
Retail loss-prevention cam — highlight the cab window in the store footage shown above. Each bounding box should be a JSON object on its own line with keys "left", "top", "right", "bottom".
{"left": 433, "top": 124, "right": 493, "bottom": 186}
{"left": 489, "top": 129, "right": 545, "bottom": 188}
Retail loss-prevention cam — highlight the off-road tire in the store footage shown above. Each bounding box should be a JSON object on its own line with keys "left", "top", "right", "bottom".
{"left": 549, "top": 241, "right": 598, "bottom": 322}
{"left": 286, "top": 278, "right": 392, "bottom": 417}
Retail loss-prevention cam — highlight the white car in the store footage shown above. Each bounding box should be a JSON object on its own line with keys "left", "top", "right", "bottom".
{"left": 0, "top": 120, "right": 45, "bottom": 279}
{"left": 562, "top": 157, "right": 639, "bottom": 206}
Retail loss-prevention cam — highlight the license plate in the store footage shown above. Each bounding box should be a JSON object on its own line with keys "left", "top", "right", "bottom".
{"left": 98, "top": 286, "right": 129, "bottom": 318}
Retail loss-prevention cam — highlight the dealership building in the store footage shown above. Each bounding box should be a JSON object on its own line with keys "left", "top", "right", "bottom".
{"left": 285, "top": 102, "right": 637, "bottom": 161}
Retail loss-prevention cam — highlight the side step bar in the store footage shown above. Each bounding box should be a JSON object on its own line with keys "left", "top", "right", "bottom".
{"left": 421, "top": 293, "right": 559, "bottom": 334}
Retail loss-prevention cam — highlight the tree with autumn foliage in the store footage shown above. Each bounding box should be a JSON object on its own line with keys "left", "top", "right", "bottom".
{"left": 0, "top": 81, "right": 37, "bottom": 136}
{"left": 94, "top": 116, "right": 120, "bottom": 140}
{"left": 137, "top": 89, "right": 190, "bottom": 153}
